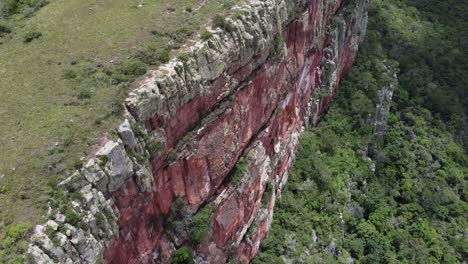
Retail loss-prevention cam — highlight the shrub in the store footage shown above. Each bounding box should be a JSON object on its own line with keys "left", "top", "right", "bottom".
{"left": 172, "top": 26, "right": 194, "bottom": 43}
{"left": 23, "top": 31, "right": 42, "bottom": 43}
{"left": 136, "top": 44, "right": 170, "bottom": 65}
{"left": 171, "top": 246, "right": 194, "bottom": 264}
{"left": 270, "top": 33, "right": 285, "bottom": 56}
{"left": 185, "top": 6, "right": 193, "bottom": 13}
{"left": 111, "top": 59, "right": 147, "bottom": 83}
{"left": 0, "top": 223, "right": 32, "bottom": 263}
{"left": 3, "top": 0, "right": 20, "bottom": 16}
{"left": 212, "top": 15, "right": 233, "bottom": 32}
{"left": 200, "top": 29, "right": 213, "bottom": 41}
{"left": 0, "top": 22, "right": 11, "bottom": 37}
{"left": 159, "top": 49, "right": 170, "bottom": 63}
{"left": 167, "top": 150, "right": 177, "bottom": 162}
{"left": 76, "top": 88, "right": 92, "bottom": 99}
{"left": 226, "top": 157, "right": 250, "bottom": 185}
{"left": 63, "top": 69, "right": 77, "bottom": 79}
{"left": 222, "top": 0, "right": 236, "bottom": 9}
{"left": 148, "top": 141, "right": 164, "bottom": 156}
{"left": 261, "top": 183, "right": 273, "bottom": 208}
{"left": 117, "top": 59, "right": 147, "bottom": 76}
{"left": 177, "top": 52, "right": 190, "bottom": 63}
{"left": 63, "top": 209, "right": 80, "bottom": 226}
{"left": 3, "top": 0, "right": 49, "bottom": 17}
{"left": 189, "top": 204, "right": 214, "bottom": 244}
{"left": 1, "top": 223, "right": 32, "bottom": 248}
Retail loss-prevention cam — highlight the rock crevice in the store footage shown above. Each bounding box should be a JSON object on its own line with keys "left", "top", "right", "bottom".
{"left": 28, "top": 0, "right": 368, "bottom": 263}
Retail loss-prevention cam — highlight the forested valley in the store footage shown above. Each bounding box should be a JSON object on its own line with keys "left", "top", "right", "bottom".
{"left": 255, "top": 0, "right": 467, "bottom": 262}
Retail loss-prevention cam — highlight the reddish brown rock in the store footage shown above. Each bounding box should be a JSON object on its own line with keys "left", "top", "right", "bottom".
{"left": 104, "top": 0, "right": 368, "bottom": 263}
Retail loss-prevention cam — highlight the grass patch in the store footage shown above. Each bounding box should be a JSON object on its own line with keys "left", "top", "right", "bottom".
{"left": 0, "top": 223, "right": 32, "bottom": 263}
{"left": 212, "top": 14, "right": 234, "bottom": 32}
{"left": 23, "top": 31, "right": 42, "bottom": 43}
{"left": 200, "top": 29, "right": 213, "bottom": 41}
{"left": 189, "top": 204, "right": 214, "bottom": 244}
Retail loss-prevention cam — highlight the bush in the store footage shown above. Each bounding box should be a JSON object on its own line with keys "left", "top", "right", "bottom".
{"left": 0, "top": 22, "right": 11, "bottom": 37}
{"left": 200, "top": 29, "right": 213, "bottom": 41}
{"left": 189, "top": 204, "right": 214, "bottom": 244}
{"left": 212, "top": 15, "right": 234, "bottom": 32}
{"left": 23, "top": 31, "right": 42, "bottom": 43}
{"left": 111, "top": 59, "right": 147, "bottom": 83}
{"left": 171, "top": 246, "right": 194, "bottom": 264}
{"left": 76, "top": 88, "right": 92, "bottom": 99}
{"left": 2, "top": 0, "right": 49, "bottom": 17}
{"left": 63, "top": 208, "right": 80, "bottom": 226}
{"left": 185, "top": 6, "right": 193, "bottom": 13}
{"left": 261, "top": 183, "right": 273, "bottom": 208}
{"left": 117, "top": 59, "right": 147, "bottom": 76}
{"left": 159, "top": 49, "right": 170, "bottom": 63}
{"left": 177, "top": 52, "right": 190, "bottom": 63}
{"left": 136, "top": 44, "right": 170, "bottom": 65}
{"left": 1, "top": 223, "right": 32, "bottom": 248}
{"left": 148, "top": 141, "right": 164, "bottom": 156}
{"left": 270, "top": 33, "right": 285, "bottom": 56}
{"left": 222, "top": 0, "right": 236, "bottom": 9}
{"left": 0, "top": 223, "right": 32, "bottom": 263}
{"left": 226, "top": 157, "right": 250, "bottom": 185}
{"left": 3, "top": 0, "right": 20, "bottom": 16}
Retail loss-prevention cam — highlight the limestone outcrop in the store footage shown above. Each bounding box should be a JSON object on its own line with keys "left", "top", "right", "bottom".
{"left": 28, "top": 0, "right": 368, "bottom": 263}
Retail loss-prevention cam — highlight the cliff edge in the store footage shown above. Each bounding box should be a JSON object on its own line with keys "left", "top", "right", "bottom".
{"left": 28, "top": 0, "right": 368, "bottom": 263}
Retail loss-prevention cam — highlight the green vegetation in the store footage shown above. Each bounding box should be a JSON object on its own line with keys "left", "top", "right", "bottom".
{"left": 200, "top": 29, "right": 213, "bottom": 41}
{"left": 23, "top": 31, "right": 42, "bottom": 42}
{"left": 270, "top": 33, "right": 285, "bottom": 57}
{"left": 212, "top": 14, "right": 234, "bottom": 32}
{"left": 255, "top": 0, "right": 467, "bottom": 263}
{"left": 261, "top": 183, "right": 273, "bottom": 208}
{"left": 171, "top": 246, "right": 194, "bottom": 264}
{"left": 0, "top": 0, "right": 244, "bottom": 260}
{"left": 189, "top": 204, "right": 214, "bottom": 244}
{"left": 0, "top": 223, "right": 32, "bottom": 263}
{"left": 1, "top": 0, "right": 49, "bottom": 17}
{"left": 177, "top": 52, "right": 190, "bottom": 63}
{"left": 226, "top": 157, "right": 250, "bottom": 185}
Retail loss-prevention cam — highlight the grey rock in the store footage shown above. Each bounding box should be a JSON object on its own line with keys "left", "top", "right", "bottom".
{"left": 118, "top": 119, "right": 138, "bottom": 152}
{"left": 55, "top": 213, "right": 66, "bottom": 223}
{"left": 27, "top": 245, "right": 53, "bottom": 264}
{"left": 96, "top": 141, "right": 134, "bottom": 192}
{"left": 83, "top": 159, "right": 109, "bottom": 193}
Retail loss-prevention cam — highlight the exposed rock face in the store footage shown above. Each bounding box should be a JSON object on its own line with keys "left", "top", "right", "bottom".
{"left": 28, "top": 0, "right": 368, "bottom": 263}
{"left": 374, "top": 65, "right": 398, "bottom": 137}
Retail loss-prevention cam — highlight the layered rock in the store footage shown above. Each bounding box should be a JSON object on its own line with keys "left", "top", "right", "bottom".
{"left": 28, "top": 0, "right": 368, "bottom": 263}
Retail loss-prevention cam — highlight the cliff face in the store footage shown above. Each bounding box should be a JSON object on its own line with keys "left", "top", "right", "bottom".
{"left": 27, "top": 0, "right": 368, "bottom": 263}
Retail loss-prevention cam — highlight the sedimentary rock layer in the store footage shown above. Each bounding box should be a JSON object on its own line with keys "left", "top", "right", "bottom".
{"left": 28, "top": 0, "right": 368, "bottom": 263}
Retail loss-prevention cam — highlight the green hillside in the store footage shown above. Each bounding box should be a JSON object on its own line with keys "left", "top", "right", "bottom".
{"left": 0, "top": 0, "right": 236, "bottom": 261}
{"left": 255, "top": 0, "right": 467, "bottom": 262}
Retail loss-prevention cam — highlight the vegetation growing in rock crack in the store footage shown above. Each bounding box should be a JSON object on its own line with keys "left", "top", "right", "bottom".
{"left": 189, "top": 204, "right": 215, "bottom": 244}
{"left": 171, "top": 246, "right": 194, "bottom": 264}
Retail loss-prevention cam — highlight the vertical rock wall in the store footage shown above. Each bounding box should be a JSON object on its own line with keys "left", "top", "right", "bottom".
{"left": 27, "top": 0, "right": 368, "bottom": 263}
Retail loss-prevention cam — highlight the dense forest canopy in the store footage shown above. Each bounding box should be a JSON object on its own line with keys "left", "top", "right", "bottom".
{"left": 255, "top": 0, "right": 467, "bottom": 263}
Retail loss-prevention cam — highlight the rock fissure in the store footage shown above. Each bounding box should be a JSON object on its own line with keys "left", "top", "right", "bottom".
{"left": 27, "top": 0, "right": 368, "bottom": 263}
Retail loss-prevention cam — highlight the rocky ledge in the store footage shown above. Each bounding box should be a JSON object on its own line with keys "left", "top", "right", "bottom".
{"left": 28, "top": 0, "right": 368, "bottom": 263}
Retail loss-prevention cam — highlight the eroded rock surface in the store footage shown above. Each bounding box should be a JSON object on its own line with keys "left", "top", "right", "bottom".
{"left": 28, "top": 0, "right": 368, "bottom": 263}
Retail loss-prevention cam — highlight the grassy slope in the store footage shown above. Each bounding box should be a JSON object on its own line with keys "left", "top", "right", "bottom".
{"left": 0, "top": 0, "right": 232, "bottom": 233}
